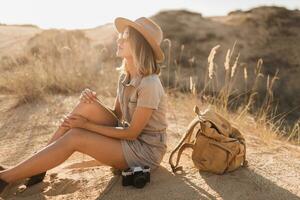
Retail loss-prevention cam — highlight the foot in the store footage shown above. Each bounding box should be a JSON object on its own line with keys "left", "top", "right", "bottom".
{"left": 24, "top": 172, "right": 46, "bottom": 187}
{"left": 0, "top": 167, "right": 9, "bottom": 195}
{"left": 110, "top": 167, "right": 121, "bottom": 176}
{"left": 0, "top": 178, "right": 9, "bottom": 195}
{"left": 0, "top": 165, "right": 7, "bottom": 171}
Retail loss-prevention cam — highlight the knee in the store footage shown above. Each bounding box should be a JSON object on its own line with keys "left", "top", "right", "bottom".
{"left": 74, "top": 101, "right": 98, "bottom": 115}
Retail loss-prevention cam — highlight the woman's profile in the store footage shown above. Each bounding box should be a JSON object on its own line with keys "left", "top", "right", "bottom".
{"left": 0, "top": 16, "right": 168, "bottom": 194}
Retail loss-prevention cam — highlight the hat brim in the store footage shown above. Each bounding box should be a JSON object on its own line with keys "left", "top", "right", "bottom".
{"left": 114, "top": 17, "right": 164, "bottom": 63}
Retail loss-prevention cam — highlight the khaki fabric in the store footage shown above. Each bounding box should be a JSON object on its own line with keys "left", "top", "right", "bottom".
{"left": 119, "top": 118, "right": 167, "bottom": 170}
{"left": 116, "top": 72, "right": 168, "bottom": 133}
{"left": 116, "top": 72, "right": 168, "bottom": 170}
{"left": 169, "top": 106, "right": 247, "bottom": 174}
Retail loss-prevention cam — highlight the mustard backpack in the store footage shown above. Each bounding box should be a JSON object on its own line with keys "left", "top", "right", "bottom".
{"left": 169, "top": 106, "right": 248, "bottom": 174}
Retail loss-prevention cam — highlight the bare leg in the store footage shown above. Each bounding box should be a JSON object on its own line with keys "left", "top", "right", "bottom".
{"left": 0, "top": 128, "right": 128, "bottom": 183}
{"left": 23, "top": 100, "right": 119, "bottom": 186}
{"left": 46, "top": 126, "right": 70, "bottom": 145}
{"left": 47, "top": 99, "right": 118, "bottom": 146}
{"left": 23, "top": 125, "right": 70, "bottom": 187}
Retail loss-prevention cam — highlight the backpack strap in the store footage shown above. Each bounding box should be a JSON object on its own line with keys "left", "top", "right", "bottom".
{"left": 208, "top": 140, "right": 236, "bottom": 173}
{"left": 168, "top": 117, "right": 202, "bottom": 173}
{"left": 171, "top": 143, "right": 194, "bottom": 173}
{"left": 231, "top": 127, "right": 248, "bottom": 167}
{"left": 241, "top": 142, "right": 248, "bottom": 167}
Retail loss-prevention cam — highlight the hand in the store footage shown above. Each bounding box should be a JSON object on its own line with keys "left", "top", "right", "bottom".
{"left": 59, "top": 114, "right": 72, "bottom": 130}
{"left": 61, "top": 114, "right": 89, "bottom": 129}
{"left": 80, "top": 88, "right": 98, "bottom": 103}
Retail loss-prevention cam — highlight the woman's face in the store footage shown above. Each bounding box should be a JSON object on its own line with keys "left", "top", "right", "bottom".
{"left": 116, "top": 27, "right": 132, "bottom": 59}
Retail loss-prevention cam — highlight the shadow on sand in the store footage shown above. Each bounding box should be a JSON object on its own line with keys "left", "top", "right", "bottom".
{"left": 2, "top": 164, "right": 299, "bottom": 199}
{"left": 98, "top": 166, "right": 213, "bottom": 200}
{"left": 199, "top": 167, "right": 300, "bottom": 200}
{"left": 98, "top": 166, "right": 300, "bottom": 200}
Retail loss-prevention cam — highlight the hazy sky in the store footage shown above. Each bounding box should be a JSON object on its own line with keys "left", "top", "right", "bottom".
{"left": 1, "top": 0, "right": 299, "bottom": 29}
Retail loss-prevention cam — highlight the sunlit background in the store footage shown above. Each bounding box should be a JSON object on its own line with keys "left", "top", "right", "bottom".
{"left": 0, "top": 1, "right": 300, "bottom": 199}
{"left": 1, "top": 0, "right": 299, "bottom": 29}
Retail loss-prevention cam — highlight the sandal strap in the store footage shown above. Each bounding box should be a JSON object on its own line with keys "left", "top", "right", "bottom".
{"left": 0, "top": 165, "right": 7, "bottom": 171}
{"left": 0, "top": 178, "right": 9, "bottom": 194}
{"left": 25, "top": 172, "right": 46, "bottom": 187}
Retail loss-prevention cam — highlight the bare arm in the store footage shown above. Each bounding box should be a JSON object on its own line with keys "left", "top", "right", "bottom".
{"left": 82, "top": 106, "right": 153, "bottom": 140}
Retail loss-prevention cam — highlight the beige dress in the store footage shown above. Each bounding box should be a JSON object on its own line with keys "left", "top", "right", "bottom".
{"left": 116, "top": 72, "right": 168, "bottom": 170}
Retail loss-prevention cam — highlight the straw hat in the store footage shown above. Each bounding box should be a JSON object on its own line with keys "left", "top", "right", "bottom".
{"left": 114, "top": 17, "right": 165, "bottom": 63}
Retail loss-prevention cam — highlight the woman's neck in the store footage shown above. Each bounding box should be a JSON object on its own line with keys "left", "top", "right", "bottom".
{"left": 126, "top": 59, "right": 139, "bottom": 79}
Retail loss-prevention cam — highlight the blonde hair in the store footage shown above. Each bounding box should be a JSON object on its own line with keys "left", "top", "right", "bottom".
{"left": 117, "top": 26, "right": 161, "bottom": 77}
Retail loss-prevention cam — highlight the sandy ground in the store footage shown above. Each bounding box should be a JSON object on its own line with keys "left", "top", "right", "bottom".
{"left": 0, "top": 93, "right": 299, "bottom": 200}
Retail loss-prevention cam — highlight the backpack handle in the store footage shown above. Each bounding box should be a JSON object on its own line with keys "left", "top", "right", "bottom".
{"left": 168, "top": 117, "right": 202, "bottom": 173}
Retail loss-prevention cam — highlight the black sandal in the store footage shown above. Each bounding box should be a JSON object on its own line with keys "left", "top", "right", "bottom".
{"left": 0, "top": 178, "right": 9, "bottom": 195}
{"left": 1, "top": 165, "right": 46, "bottom": 188}
{"left": 0, "top": 165, "right": 7, "bottom": 171}
{"left": 24, "top": 150, "right": 47, "bottom": 187}
{"left": 24, "top": 171, "right": 46, "bottom": 187}
{"left": 0, "top": 165, "right": 9, "bottom": 195}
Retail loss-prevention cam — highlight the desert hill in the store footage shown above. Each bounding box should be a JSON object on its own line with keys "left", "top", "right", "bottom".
{"left": 150, "top": 6, "right": 300, "bottom": 125}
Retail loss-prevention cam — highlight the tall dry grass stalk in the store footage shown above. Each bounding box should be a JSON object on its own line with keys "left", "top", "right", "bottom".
{"left": 163, "top": 38, "right": 172, "bottom": 89}
{"left": 173, "top": 44, "right": 185, "bottom": 91}
{"left": 198, "top": 44, "right": 220, "bottom": 99}
{"left": 239, "top": 58, "right": 264, "bottom": 116}
{"left": 230, "top": 53, "right": 240, "bottom": 78}
{"left": 224, "top": 49, "right": 231, "bottom": 71}
{"left": 207, "top": 44, "right": 220, "bottom": 79}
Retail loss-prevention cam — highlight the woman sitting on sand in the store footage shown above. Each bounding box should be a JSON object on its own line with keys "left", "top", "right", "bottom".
{"left": 0, "top": 16, "right": 168, "bottom": 194}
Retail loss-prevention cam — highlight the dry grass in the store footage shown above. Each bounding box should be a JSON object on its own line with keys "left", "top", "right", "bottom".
{"left": 0, "top": 29, "right": 298, "bottom": 144}
{"left": 0, "top": 30, "right": 119, "bottom": 104}
{"left": 160, "top": 38, "right": 299, "bottom": 144}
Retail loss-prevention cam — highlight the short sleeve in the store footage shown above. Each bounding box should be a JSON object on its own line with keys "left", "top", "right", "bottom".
{"left": 137, "top": 79, "right": 163, "bottom": 110}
